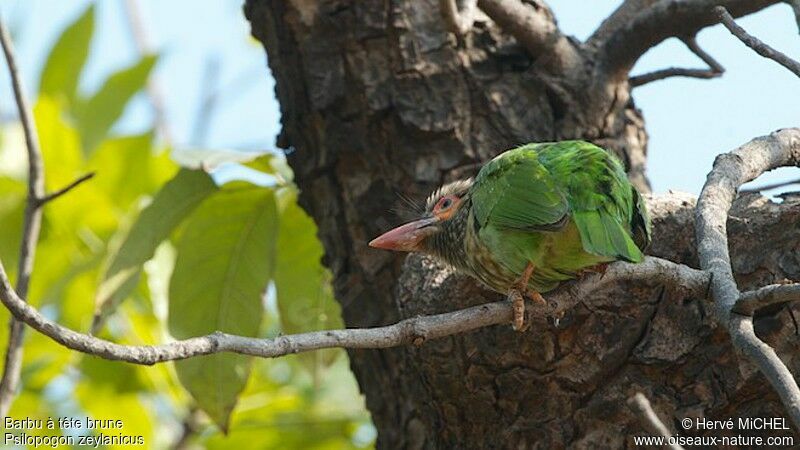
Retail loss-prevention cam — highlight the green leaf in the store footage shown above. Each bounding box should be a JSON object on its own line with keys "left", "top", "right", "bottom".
{"left": 74, "top": 55, "right": 158, "bottom": 154}
{"left": 169, "top": 187, "right": 278, "bottom": 431}
{"left": 93, "top": 169, "right": 217, "bottom": 332}
{"left": 39, "top": 5, "right": 94, "bottom": 105}
{"left": 87, "top": 132, "right": 176, "bottom": 209}
{"left": 274, "top": 188, "right": 343, "bottom": 372}
{"left": 245, "top": 153, "right": 294, "bottom": 182}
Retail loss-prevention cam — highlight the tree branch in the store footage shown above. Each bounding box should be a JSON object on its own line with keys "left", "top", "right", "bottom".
{"left": 695, "top": 128, "right": 800, "bottom": 428}
{"left": 715, "top": 6, "right": 800, "bottom": 78}
{"left": 541, "top": 256, "right": 709, "bottom": 320}
{"left": 627, "top": 393, "right": 684, "bottom": 450}
{"left": 0, "top": 252, "right": 708, "bottom": 365}
{"left": 0, "top": 16, "right": 46, "bottom": 417}
{"left": 36, "top": 172, "right": 95, "bottom": 206}
{"left": 592, "top": 0, "right": 780, "bottom": 80}
{"left": 739, "top": 176, "right": 800, "bottom": 193}
{"left": 735, "top": 283, "right": 800, "bottom": 316}
{"left": 440, "top": 0, "right": 479, "bottom": 35}
{"left": 476, "top": 0, "right": 581, "bottom": 72}
{"left": 630, "top": 36, "right": 724, "bottom": 87}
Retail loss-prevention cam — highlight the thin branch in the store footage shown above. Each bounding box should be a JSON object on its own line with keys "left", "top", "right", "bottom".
{"left": 440, "top": 0, "right": 478, "bottom": 35}
{"left": 695, "top": 128, "right": 800, "bottom": 428}
{"left": 740, "top": 177, "right": 800, "bottom": 193}
{"left": 0, "top": 16, "right": 46, "bottom": 417}
{"left": 592, "top": 0, "right": 780, "bottom": 80}
{"left": 36, "top": 172, "right": 95, "bottom": 206}
{"left": 476, "top": 0, "right": 581, "bottom": 72}
{"left": 627, "top": 393, "right": 684, "bottom": 450}
{"left": 630, "top": 36, "right": 724, "bottom": 87}
{"left": 715, "top": 6, "right": 800, "bottom": 78}
{"left": 790, "top": 0, "right": 800, "bottom": 35}
{"left": 0, "top": 252, "right": 707, "bottom": 365}
{"left": 541, "top": 256, "right": 709, "bottom": 319}
{"left": 630, "top": 67, "right": 719, "bottom": 87}
{"left": 735, "top": 283, "right": 800, "bottom": 316}
{"left": 122, "top": 0, "right": 172, "bottom": 145}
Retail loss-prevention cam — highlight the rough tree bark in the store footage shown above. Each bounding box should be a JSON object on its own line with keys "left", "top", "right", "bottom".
{"left": 244, "top": 1, "right": 798, "bottom": 447}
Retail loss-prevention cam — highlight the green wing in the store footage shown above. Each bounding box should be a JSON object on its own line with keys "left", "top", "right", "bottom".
{"left": 537, "top": 141, "right": 647, "bottom": 262}
{"left": 471, "top": 144, "right": 568, "bottom": 231}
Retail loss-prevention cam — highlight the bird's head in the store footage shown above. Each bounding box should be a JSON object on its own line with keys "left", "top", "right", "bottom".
{"left": 369, "top": 179, "right": 473, "bottom": 253}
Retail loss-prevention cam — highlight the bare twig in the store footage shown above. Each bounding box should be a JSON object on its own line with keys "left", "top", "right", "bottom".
{"left": 696, "top": 128, "right": 800, "bottom": 428}
{"left": 627, "top": 393, "right": 684, "bottom": 450}
{"left": 630, "top": 36, "right": 724, "bottom": 87}
{"left": 592, "top": 0, "right": 780, "bottom": 79}
{"left": 735, "top": 283, "right": 800, "bottom": 315}
{"left": 0, "top": 16, "right": 46, "bottom": 417}
{"left": 740, "top": 177, "right": 800, "bottom": 193}
{"left": 715, "top": 6, "right": 800, "bottom": 78}
{"left": 123, "top": 0, "right": 171, "bottom": 144}
{"left": 36, "top": 172, "right": 95, "bottom": 205}
{"left": 476, "top": 0, "right": 581, "bottom": 72}
{"left": 441, "top": 0, "right": 478, "bottom": 35}
{"left": 0, "top": 253, "right": 708, "bottom": 365}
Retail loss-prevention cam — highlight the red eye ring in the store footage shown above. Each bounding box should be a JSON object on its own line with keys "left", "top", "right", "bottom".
{"left": 434, "top": 195, "right": 459, "bottom": 214}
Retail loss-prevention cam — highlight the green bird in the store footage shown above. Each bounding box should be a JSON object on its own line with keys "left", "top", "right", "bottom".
{"left": 369, "top": 141, "right": 651, "bottom": 330}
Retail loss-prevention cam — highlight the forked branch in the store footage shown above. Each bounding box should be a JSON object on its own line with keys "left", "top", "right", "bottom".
{"left": 0, "top": 16, "right": 97, "bottom": 418}
{"left": 0, "top": 255, "right": 710, "bottom": 365}
{"left": 475, "top": 0, "right": 581, "bottom": 71}
{"left": 715, "top": 6, "right": 800, "bottom": 78}
{"left": 630, "top": 36, "right": 724, "bottom": 87}
{"left": 592, "top": 0, "right": 780, "bottom": 80}
{"left": 696, "top": 128, "right": 800, "bottom": 428}
{"left": 0, "top": 16, "right": 46, "bottom": 418}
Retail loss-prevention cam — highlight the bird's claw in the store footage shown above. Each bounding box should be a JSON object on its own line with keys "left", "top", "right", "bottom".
{"left": 528, "top": 290, "right": 546, "bottom": 306}
{"left": 508, "top": 288, "right": 528, "bottom": 332}
{"left": 509, "top": 288, "right": 545, "bottom": 332}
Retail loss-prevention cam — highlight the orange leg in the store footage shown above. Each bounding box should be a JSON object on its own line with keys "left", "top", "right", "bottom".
{"left": 509, "top": 262, "right": 537, "bottom": 331}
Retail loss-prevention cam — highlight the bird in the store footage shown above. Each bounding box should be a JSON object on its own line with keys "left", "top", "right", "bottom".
{"left": 369, "top": 141, "right": 651, "bottom": 331}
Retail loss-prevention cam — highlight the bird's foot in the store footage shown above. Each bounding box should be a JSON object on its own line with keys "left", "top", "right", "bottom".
{"left": 508, "top": 288, "right": 528, "bottom": 332}
{"left": 507, "top": 290, "right": 546, "bottom": 332}
{"left": 528, "top": 290, "right": 546, "bottom": 306}
{"left": 507, "top": 262, "right": 538, "bottom": 332}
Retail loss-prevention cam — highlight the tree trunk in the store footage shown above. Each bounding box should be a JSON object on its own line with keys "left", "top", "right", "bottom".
{"left": 245, "top": 1, "right": 798, "bottom": 447}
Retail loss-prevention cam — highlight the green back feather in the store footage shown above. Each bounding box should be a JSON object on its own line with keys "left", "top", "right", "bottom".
{"left": 471, "top": 141, "right": 650, "bottom": 263}
{"left": 471, "top": 145, "right": 568, "bottom": 231}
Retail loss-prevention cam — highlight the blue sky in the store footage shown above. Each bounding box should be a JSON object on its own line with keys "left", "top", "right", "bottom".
{"left": 0, "top": 0, "right": 798, "bottom": 194}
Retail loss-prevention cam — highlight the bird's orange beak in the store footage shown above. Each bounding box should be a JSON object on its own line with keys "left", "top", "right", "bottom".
{"left": 369, "top": 217, "right": 438, "bottom": 252}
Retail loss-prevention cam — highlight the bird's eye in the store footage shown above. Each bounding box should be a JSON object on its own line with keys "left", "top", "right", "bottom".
{"left": 434, "top": 196, "right": 457, "bottom": 214}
